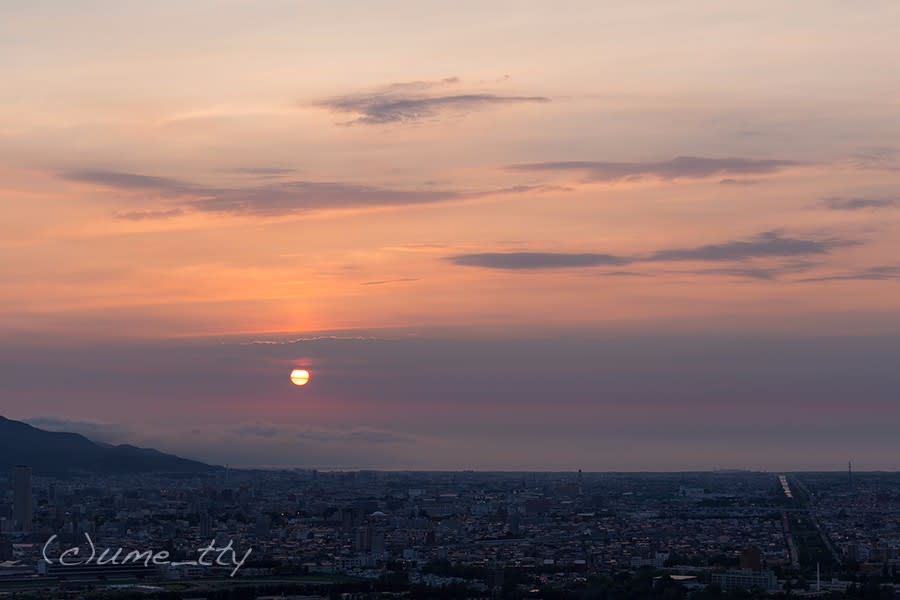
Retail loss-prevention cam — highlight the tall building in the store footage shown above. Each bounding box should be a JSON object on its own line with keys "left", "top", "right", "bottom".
{"left": 370, "top": 530, "right": 385, "bottom": 555}
{"left": 13, "top": 465, "right": 33, "bottom": 532}
{"left": 199, "top": 512, "right": 212, "bottom": 538}
{"left": 508, "top": 510, "right": 521, "bottom": 536}
{"left": 255, "top": 514, "right": 271, "bottom": 537}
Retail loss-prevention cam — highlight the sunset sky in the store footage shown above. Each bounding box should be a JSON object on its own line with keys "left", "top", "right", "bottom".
{"left": 2, "top": 1, "right": 900, "bottom": 470}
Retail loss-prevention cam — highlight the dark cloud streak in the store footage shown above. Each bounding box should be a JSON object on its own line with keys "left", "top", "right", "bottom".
{"left": 62, "top": 165, "right": 569, "bottom": 218}
{"left": 799, "top": 266, "right": 900, "bottom": 282}
{"left": 186, "top": 182, "right": 462, "bottom": 216}
{"left": 315, "top": 77, "right": 549, "bottom": 125}
{"left": 116, "top": 208, "right": 184, "bottom": 221}
{"left": 719, "top": 178, "right": 760, "bottom": 186}
{"left": 449, "top": 231, "right": 858, "bottom": 274}
{"left": 64, "top": 170, "right": 191, "bottom": 193}
{"left": 62, "top": 170, "right": 481, "bottom": 217}
{"left": 361, "top": 278, "right": 420, "bottom": 286}
{"left": 508, "top": 156, "right": 798, "bottom": 181}
{"left": 450, "top": 252, "right": 630, "bottom": 270}
{"left": 821, "top": 197, "right": 897, "bottom": 210}
{"left": 648, "top": 231, "right": 855, "bottom": 262}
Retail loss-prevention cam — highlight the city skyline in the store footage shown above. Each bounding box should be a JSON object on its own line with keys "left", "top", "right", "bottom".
{"left": 2, "top": 1, "right": 900, "bottom": 471}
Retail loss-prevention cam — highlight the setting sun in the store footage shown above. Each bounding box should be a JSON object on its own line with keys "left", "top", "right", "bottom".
{"left": 290, "top": 369, "right": 311, "bottom": 387}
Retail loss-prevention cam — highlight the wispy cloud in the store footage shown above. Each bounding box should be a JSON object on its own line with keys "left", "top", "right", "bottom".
{"left": 116, "top": 208, "right": 184, "bottom": 221}
{"left": 225, "top": 167, "right": 298, "bottom": 180}
{"left": 316, "top": 77, "right": 549, "bottom": 125}
{"left": 296, "top": 429, "right": 414, "bottom": 444}
{"left": 821, "top": 197, "right": 897, "bottom": 211}
{"left": 647, "top": 230, "right": 855, "bottom": 262}
{"left": 449, "top": 252, "right": 630, "bottom": 270}
{"left": 62, "top": 168, "right": 562, "bottom": 218}
{"left": 233, "top": 335, "right": 383, "bottom": 346}
{"left": 849, "top": 147, "right": 900, "bottom": 170}
{"left": 186, "top": 181, "right": 463, "bottom": 216}
{"left": 508, "top": 156, "right": 798, "bottom": 182}
{"left": 719, "top": 178, "right": 761, "bottom": 186}
{"left": 232, "top": 424, "right": 282, "bottom": 438}
{"left": 64, "top": 170, "right": 190, "bottom": 193}
{"left": 799, "top": 265, "right": 900, "bottom": 282}
{"left": 231, "top": 424, "right": 414, "bottom": 445}
{"left": 361, "top": 278, "right": 420, "bottom": 286}
{"left": 448, "top": 231, "right": 857, "bottom": 273}
{"left": 62, "top": 170, "right": 483, "bottom": 217}
{"left": 227, "top": 167, "right": 297, "bottom": 176}
{"left": 688, "top": 266, "right": 782, "bottom": 280}
{"left": 600, "top": 270, "right": 645, "bottom": 277}
{"left": 682, "top": 262, "right": 816, "bottom": 281}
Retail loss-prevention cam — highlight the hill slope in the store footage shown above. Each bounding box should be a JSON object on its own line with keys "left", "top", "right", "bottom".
{"left": 0, "top": 416, "right": 217, "bottom": 475}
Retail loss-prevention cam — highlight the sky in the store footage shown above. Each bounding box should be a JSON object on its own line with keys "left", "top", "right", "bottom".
{"left": 2, "top": 1, "right": 900, "bottom": 471}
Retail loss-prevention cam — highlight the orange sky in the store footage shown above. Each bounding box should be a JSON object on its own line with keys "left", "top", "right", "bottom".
{"left": 2, "top": 1, "right": 900, "bottom": 469}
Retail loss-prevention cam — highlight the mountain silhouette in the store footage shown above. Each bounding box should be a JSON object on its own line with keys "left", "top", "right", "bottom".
{"left": 0, "top": 416, "right": 217, "bottom": 475}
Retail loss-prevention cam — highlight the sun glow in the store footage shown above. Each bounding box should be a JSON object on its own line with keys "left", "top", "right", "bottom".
{"left": 290, "top": 368, "right": 310, "bottom": 386}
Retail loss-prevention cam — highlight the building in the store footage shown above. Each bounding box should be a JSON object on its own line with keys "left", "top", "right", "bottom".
{"left": 255, "top": 514, "right": 271, "bottom": 537}
{"left": 0, "top": 538, "right": 13, "bottom": 560}
{"left": 199, "top": 512, "right": 211, "bottom": 538}
{"left": 37, "top": 558, "right": 154, "bottom": 580}
{"left": 631, "top": 552, "right": 669, "bottom": 569}
{"left": 334, "top": 555, "right": 374, "bottom": 571}
{"left": 12, "top": 465, "right": 32, "bottom": 532}
{"left": 711, "top": 569, "right": 778, "bottom": 592}
{"left": 508, "top": 510, "right": 520, "bottom": 536}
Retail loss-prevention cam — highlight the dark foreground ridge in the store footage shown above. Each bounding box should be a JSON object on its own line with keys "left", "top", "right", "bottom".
{"left": 0, "top": 415, "right": 217, "bottom": 475}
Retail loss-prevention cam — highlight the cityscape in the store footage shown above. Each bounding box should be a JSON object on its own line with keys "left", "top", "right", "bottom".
{"left": 3, "top": 455, "right": 900, "bottom": 598}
